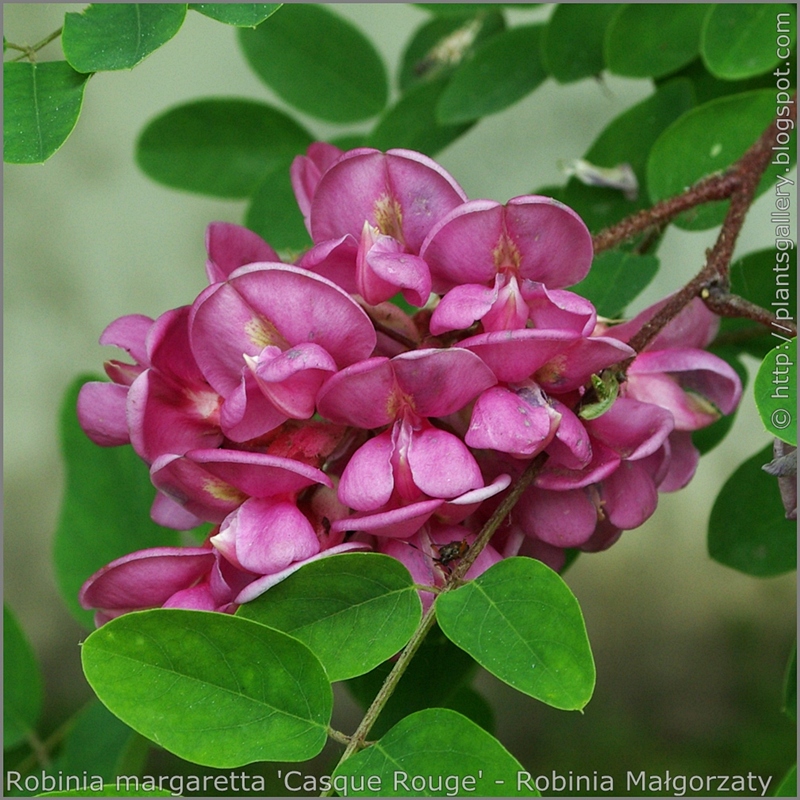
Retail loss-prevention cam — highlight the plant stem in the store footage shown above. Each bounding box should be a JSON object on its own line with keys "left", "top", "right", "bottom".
{"left": 7, "top": 26, "right": 63, "bottom": 62}
{"left": 322, "top": 456, "right": 546, "bottom": 794}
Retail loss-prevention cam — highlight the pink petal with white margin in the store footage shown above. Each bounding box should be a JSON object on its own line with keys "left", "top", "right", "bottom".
{"left": 436, "top": 473, "right": 512, "bottom": 525}
{"left": 392, "top": 348, "right": 497, "bottom": 417}
{"left": 309, "top": 148, "right": 467, "bottom": 251}
{"left": 408, "top": 427, "right": 484, "bottom": 498}
{"left": 584, "top": 397, "right": 674, "bottom": 461}
{"left": 338, "top": 431, "right": 396, "bottom": 511}
{"left": 330, "top": 498, "right": 444, "bottom": 539}
{"left": 205, "top": 222, "right": 280, "bottom": 284}
{"left": 466, "top": 386, "right": 560, "bottom": 457}
{"left": 79, "top": 547, "right": 215, "bottom": 612}
{"left": 234, "top": 541, "right": 371, "bottom": 604}
{"left": 517, "top": 486, "right": 598, "bottom": 548}
{"left": 77, "top": 382, "right": 130, "bottom": 446}
{"left": 211, "top": 498, "right": 320, "bottom": 574}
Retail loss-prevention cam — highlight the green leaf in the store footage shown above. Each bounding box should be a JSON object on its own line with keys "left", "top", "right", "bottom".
{"left": 4, "top": 605, "right": 43, "bottom": 749}
{"left": 702, "top": 4, "right": 796, "bottom": 80}
{"left": 368, "top": 77, "right": 473, "bottom": 157}
{"left": 605, "top": 4, "right": 709, "bottom": 79}
{"left": 648, "top": 89, "right": 795, "bottom": 231}
{"left": 782, "top": 645, "right": 796, "bottom": 722}
{"left": 572, "top": 251, "right": 659, "bottom": 319}
{"left": 81, "top": 609, "right": 332, "bottom": 767}
{"left": 333, "top": 708, "right": 535, "bottom": 797}
{"left": 775, "top": 765, "right": 797, "bottom": 798}
{"left": 692, "top": 346, "right": 747, "bottom": 455}
{"left": 245, "top": 158, "right": 311, "bottom": 255}
{"left": 755, "top": 339, "right": 797, "bottom": 446}
{"left": 47, "top": 700, "right": 148, "bottom": 783}
{"left": 238, "top": 4, "right": 388, "bottom": 123}
{"left": 436, "top": 558, "right": 595, "bottom": 710}
{"left": 54, "top": 376, "right": 179, "bottom": 629}
{"left": 716, "top": 248, "right": 798, "bottom": 359}
{"left": 559, "top": 78, "right": 695, "bottom": 233}
{"left": 136, "top": 99, "right": 311, "bottom": 198}
{"left": 542, "top": 4, "right": 621, "bottom": 83}
{"left": 398, "top": 12, "right": 506, "bottom": 93}
{"left": 437, "top": 24, "right": 547, "bottom": 124}
{"left": 189, "top": 3, "right": 281, "bottom": 27}
{"left": 708, "top": 444, "right": 797, "bottom": 576}
{"left": 237, "top": 553, "right": 422, "bottom": 682}
{"left": 3, "top": 61, "right": 90, "bottom": 164}
{"left": 346, "top": 623, "right": 488, "bottom": 738}
{"left": 62, "top": 4, "right": 187, "bottom": 73}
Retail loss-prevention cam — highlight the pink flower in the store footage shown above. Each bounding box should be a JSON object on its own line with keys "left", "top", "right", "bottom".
{"left": 300, "top": 148, "right": 467, "bottom": 305}
{"left": 421, "top": 196, "right": 594, "bottom": 334}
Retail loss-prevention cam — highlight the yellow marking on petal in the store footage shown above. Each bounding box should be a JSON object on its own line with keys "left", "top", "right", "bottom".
{"left": 492, "top": 231, "right": 521, "bottom": 271}
{"left": 202, "top": 478, "right": 247, "bottom": 504}
{"left": 373, "top": 193, "right": 404, "bottom": 242}
{"left": 535, "top": 356, "right": 568, "bottom": 387}
{"left": 244, "top": 316, "right": 287, "bottom": 351}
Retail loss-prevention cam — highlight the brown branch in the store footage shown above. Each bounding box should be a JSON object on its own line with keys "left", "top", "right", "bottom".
{"left": 702, "top": 285, "right": 797, "bottom": 339}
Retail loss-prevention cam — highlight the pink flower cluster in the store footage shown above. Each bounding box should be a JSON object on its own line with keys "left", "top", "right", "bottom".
{"left": 78, "top": 145, "right": 742, "bottom": 624}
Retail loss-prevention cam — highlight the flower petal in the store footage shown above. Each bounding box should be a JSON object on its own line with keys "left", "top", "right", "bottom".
{"left": 77, "top": 381, "right": 130, "bottom": 446}
{"left": 338, "top": 431, "right": 395, "bottom": 511}
{"left": 205, "top": 222, "right": 280, "bottom": 284}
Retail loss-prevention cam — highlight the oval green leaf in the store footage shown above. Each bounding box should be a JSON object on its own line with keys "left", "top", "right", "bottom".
{"left": 54, "top": 376, "right": 179, "bottom": 628}
{"left": 81, "top": 609, "right": 332, "bottom": 767}
{"left": 605, "top": 3, "right": 709, "bottom": 79}
{"left": 3, "top": 61, "right": 90, "bottom": 164}
{"left": 755, "top": 339, "right": 797, "bottom": 446}
{"left": 437, "top": 24, "right": 547, "bottom": 124}
{"left": 708, "top": 444, "right": 797, "bottom": 576}
{"left": 368, "top": 77, "right": 473, "bottom": 157}
{"left": 238, "top": 4, "right": 387, "bottom": 123}
{"left": 399, "top": 12, "right": 506, "bottom": 93}
{"left": 558, "top": 78, "right": 695, "bottom": 233}
{"left": 572, "top": 251, "right": 659, "bottom": 319}
{"left": 189, "top": 3, "right": 281, "bottom": 27}
{"left": 702, "top": 4, "right": 796, "bottom": 80}
{"left": 4, "top": 604, "right": 43, "bottom": 749}
{"left": 647, "top": 89, "right": 794, "bottom": 230}
{"left": 238, "top": 553, "right": 422, "bottom": 682}
{"left": 62, "top": 4, "right": 187, "bottom": 73}
{"left": 333, "top": 708, "right": 535, "bottom": 797}
{"left": 436, "top": 557, "right": 595, "bottom": 710}
{"left": 543, "top": 4, "right": 621, "bottom": 83}
{"left": 245, "top": 158, "right": 312, "bottom": 255}
{"left": 136, "top": 99, "right": 312, "bottom": 198}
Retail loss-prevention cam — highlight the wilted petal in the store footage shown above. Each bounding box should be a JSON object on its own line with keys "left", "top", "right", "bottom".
{"left": 77, "top": 382, "right": 130, "bottom": 446}
{"left": 205, "top": 222, "right": 280, "bottom": 284}
{"left": 79, "top": 547, "right": 215, "bottom": 612}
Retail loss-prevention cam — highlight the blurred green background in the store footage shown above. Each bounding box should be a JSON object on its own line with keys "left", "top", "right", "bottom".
{"left": 4, "top": 3, "right": 795, "bottom": 794}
